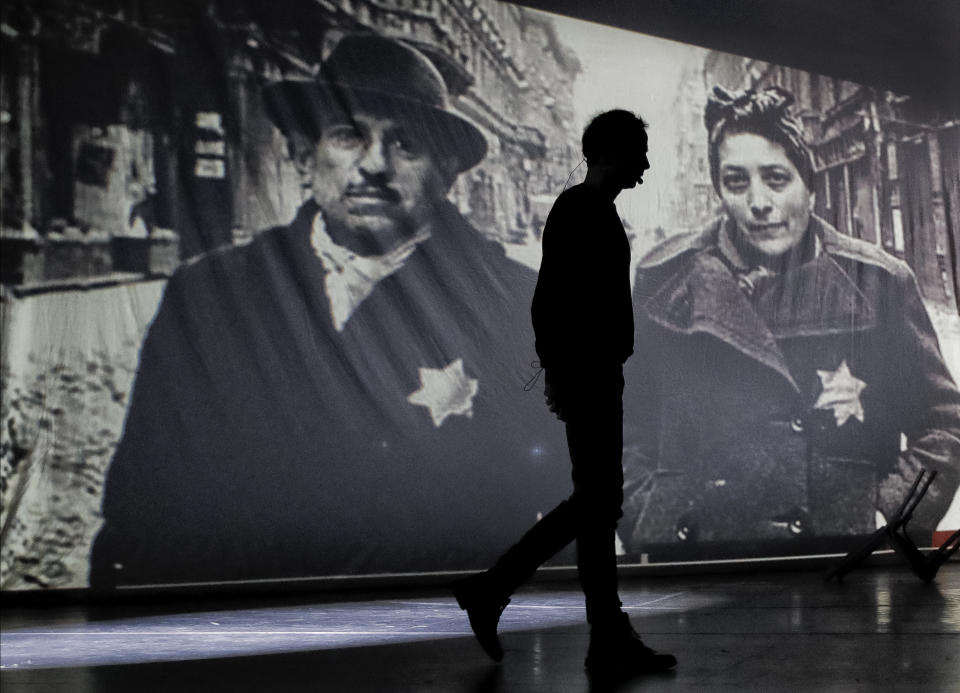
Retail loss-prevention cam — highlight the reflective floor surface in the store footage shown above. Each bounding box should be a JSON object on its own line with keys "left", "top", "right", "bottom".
{"left": 2, "top": 563, "right": 959, "bottom": 692}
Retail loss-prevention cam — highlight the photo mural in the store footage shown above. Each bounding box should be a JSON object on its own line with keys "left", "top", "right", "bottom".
{"left": 1, "top": 0, "right": 957, "bottom": 590}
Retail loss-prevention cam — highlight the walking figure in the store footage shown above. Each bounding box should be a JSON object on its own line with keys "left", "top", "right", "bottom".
{"left": 453, "top": 109, "right": 677, "bottom": 679}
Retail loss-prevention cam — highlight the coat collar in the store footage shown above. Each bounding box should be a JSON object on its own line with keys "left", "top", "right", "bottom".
{"left": 256, "top": 199, "right": 510, "bottom": 328}
{"left": 643, "top": 216, "right": 876, "bottom": 391}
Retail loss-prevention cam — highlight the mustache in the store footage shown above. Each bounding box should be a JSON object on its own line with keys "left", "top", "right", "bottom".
{"left": 345, "top": 183, "right": 401, "bottom": 203}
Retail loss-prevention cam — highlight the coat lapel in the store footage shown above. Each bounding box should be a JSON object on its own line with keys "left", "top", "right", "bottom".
{"left": 754, "top": 253, "right": 876, "bottom": 338}
{"left": 643, "top": 217, "right": 879, "bottom": 394}
{"left": 645, "top": 251, "right": 800, "bottom": 392}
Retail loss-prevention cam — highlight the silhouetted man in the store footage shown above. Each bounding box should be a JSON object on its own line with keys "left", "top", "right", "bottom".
{"left": 453, "top": 110, "right": 676, "bottom": 678}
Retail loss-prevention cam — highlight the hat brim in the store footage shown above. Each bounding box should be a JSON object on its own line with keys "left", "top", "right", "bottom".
{"left": 263, "top": 80, "right": 487, "bottom": 173}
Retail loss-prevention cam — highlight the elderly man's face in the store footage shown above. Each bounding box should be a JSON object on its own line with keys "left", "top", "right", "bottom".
{"left": 291, "top": 112, "right": 454, "bottom": 255}
{"left": 718, "top": 132, "right": 812, "bottom": 257}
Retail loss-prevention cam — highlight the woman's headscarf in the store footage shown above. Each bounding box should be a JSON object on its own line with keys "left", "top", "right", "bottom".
{"left": 705, "top": 85, "right": 814, "bottom": 194}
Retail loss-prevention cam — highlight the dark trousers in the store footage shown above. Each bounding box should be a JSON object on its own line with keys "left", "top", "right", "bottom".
{"left": 488, "top": 367, "right": 625, "bottom": 625}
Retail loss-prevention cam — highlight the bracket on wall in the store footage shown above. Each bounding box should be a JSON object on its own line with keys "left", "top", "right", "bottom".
{"left": 824, "top": 469, "right": 960, "bottom": 583}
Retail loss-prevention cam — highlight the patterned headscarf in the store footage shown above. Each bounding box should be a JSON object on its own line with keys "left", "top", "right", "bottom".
{"left": 705, "top": 85, "right": 814, "bottom": 194}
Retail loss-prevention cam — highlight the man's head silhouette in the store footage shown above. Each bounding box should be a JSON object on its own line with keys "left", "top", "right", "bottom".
{"left": 581, "top": 110, "right": 650, "bottom": 197}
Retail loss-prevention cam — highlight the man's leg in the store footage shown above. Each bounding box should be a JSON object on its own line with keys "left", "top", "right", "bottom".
{"left": 454, "top": 369, "right": 674, "bottom": 672}
{"left": 453, "top": 370, "right": 622, "bottom": 659}
{"left": 461, "top": 372, "right": 622, "bottom": 602}
{"left": 565, "top": 389, "right": 625, "bottom": 626}
{"left": 566, "top": 372, "right": 676, "bottom": 677}
{"left": 452, "top": 493, "right": 579, "bottom": 661}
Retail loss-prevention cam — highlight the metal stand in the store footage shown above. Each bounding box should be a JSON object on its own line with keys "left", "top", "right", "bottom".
{"left": 824, "top": 469, "right": 960, "bottom": 583}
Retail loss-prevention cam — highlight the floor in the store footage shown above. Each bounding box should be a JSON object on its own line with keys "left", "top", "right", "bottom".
{"left": 2, "top": 563, "right": 959, "bottom": 692}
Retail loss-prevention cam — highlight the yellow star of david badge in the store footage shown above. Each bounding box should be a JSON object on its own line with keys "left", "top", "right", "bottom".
{"left": 407, "top": 358, "right": 479, "bottom": 428}
{"left": 813, "top": 359, "right": 867, "bottom": 427}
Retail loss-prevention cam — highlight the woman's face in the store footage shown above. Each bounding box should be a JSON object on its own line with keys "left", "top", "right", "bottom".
{"left": 717, "top": 132, "right": 812, "bottom": 257}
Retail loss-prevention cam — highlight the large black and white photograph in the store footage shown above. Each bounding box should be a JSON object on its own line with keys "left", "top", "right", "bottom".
{"left": 2, "top": 0, "right": 958, "bottom": 591}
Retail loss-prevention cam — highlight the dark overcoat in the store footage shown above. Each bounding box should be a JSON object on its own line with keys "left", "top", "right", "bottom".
{"left": 91, "top": 200, "right": 570, "bottom": 586}
{"left": 622, "top": 215, "right": 960, "bottom": 551}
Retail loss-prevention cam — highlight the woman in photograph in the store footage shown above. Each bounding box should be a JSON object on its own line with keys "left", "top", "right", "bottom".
{"left": 621, "top": 85, "right": 960, "bottom": 553}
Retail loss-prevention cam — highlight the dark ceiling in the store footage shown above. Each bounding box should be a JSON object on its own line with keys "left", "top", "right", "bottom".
{"left": 503, "top": 0, "right": 960, "bottom": 111}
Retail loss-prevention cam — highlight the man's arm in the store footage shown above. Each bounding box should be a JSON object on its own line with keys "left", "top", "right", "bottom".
{"left": 532, "top": 192, "right": 584, "bottom": 417}
{"left": 532, "top": 193, "right": 578, "bottom": 371}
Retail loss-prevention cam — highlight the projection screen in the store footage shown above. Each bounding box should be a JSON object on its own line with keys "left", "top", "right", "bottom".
{"left": 1, "top": 0, "right": 958, "bottom": 590}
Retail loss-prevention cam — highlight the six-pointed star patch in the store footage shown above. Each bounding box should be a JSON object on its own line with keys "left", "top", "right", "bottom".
{"left": 813, "top": 359, "right": 867, "bottom": 427}
{"left": 407, "top": 358, "right": 479, "bottom": 427}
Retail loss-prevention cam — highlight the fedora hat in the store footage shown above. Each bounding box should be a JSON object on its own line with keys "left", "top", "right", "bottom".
{"left": 263, "top": 34, "right": 487, "bottom": 172}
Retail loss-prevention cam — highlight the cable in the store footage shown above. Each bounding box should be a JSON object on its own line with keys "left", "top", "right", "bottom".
{"left": 561, "top": 158, "right": 585, "bottom": 192}
{"left": 523, "top": 361, "right": 544, "bottom": 391}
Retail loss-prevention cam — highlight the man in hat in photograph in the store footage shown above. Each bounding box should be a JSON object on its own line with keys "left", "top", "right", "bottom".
{"left": 90, "top": 34, "right": 568, "bottom": 587}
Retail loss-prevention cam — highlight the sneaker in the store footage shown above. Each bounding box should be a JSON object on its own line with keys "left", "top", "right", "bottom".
{"left": 585, "top": 612, "right": 676, "bottom": 678}
{"left": 451, "top": 573, "right": 510, "bottom": 662}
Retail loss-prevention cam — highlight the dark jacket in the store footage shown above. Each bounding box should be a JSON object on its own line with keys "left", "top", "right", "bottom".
{"left": 91, "top": 200, "right": 570, "bottom": 586}
{"left": 622, "top": 215, "right": 960, "bottom": 550}
{"left": 532, "top": 184, "right": 634, "bottom": 370}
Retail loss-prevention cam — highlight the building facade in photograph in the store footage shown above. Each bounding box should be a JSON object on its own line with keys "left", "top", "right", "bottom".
{"left": 0, "top": 0, "right": 581, "bottom": 289}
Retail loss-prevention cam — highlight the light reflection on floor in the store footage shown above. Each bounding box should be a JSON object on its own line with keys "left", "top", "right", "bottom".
{"left": 0, "top": 589, "right": 710, "bottom": 670}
